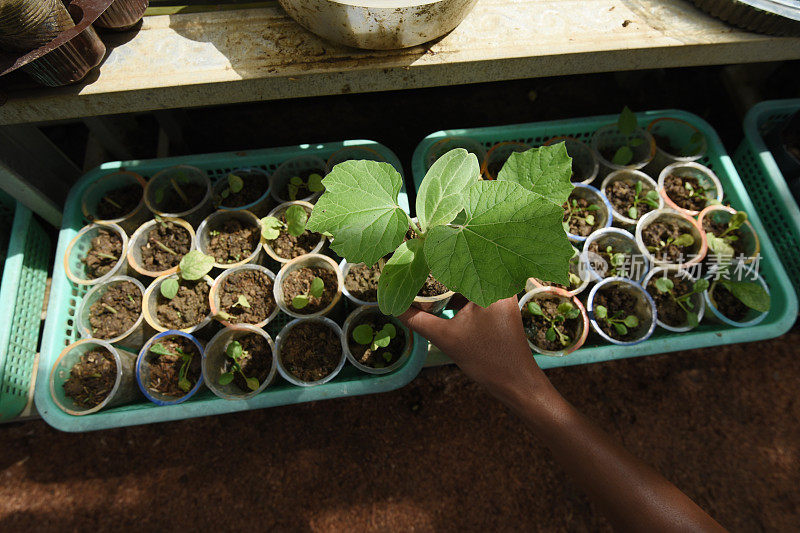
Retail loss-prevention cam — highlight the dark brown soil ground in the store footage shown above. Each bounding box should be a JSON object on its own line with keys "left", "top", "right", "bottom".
{"left": 88, "top": 280, "right": 141, "bottom": 339}
{"left": 93, "top": 185, "right": 141, "bottom": 220}
{"left": 207, "top": 219, "right": 260, "bottom": 264}
{"left": 156, "top": 280, "right": 210, "bottom": 330}
{"left": 62, "top": 349, "right": 116, "bottom": 409}
{"left": 281, "top": 321, "right": 341, "bottom": 382}
{"left": 664, "top": 174, "right": 707, "bottom": 212}
{"left": 642, "top": 221, "right": 693, "bottom": 263}
{"left": 140, "top": 221, "right": 191, "bottom": 272}
{"left": 344, "top": 263, "right": 381, "bottom": 302}
{"left": 218, "top": 269, "right": 276, "bottom": 324}
{"left": 282, "top": 266, "right": 338, "bottom": 314}
{"left": 82, "top": 229, "right": 122, "bottom": 279}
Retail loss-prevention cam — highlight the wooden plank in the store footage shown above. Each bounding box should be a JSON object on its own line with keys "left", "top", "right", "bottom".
{"left": 2, "top": 0, "right": 800, "bottom": 125}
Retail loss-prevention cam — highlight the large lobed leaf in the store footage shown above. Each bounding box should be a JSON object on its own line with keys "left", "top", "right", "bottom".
{"left": 496, "top": 143, "right": 574, "bottom": 207}
{"left": 378, "top": 239, "right": 430, "bottom": 316}
{"left": 424, "top": 180, "right": 573, "bottom": 307}
{"left": 415, "top": 148, "right": 480, "bottom": 232}
{"left": 307, "top": 160, "right": 410, "bottom": 266}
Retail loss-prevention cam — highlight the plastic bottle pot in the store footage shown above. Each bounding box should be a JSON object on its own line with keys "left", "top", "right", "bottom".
{"left": 586, "top": 277, "right": 657, "bottom": 346}
{"left": 544, "top": 136, "right": 598, "bottom": 185}
{"left": 525, "top": 246, "right": 591, "bottom": 298}
{"left": 644, "top": 117, "right": 708, "bottom": 177}
{"left": 202, "top": 324, "right": 277, "bottom": 400}
{"left": 209, "top": 264, "right": 280, "bottom": 329}
{"left": 425, "top": 137, "right": 487, "bottom": 171}
{"left": 269, "top": 155, "right": 328, "bottom": 204}
{"left": 274, "top": 254, "right": 343, "bottom": 319}
{"left": 635, "top": 208, "right": 707, "bottom": 269}
{"left": 657, "top": 162, "right": 724, "bottom": 217}
{"left": 642, "top": 266, "right": 706, "bottom": 333}
{"left": 326, "top": 145, "right": 388, "bottom": 173}
{"left": 697, "top": 204, "right": 760, "bottom": 265}
{"left": 564, "top": 184, "right": 614, "bottom": 245}
{"left": 600, "top": 169, "right": 664, "bottom": 228}
{"left": 196, "top": 209, "right": 263, "bottom": 270}
{"left": 518, "top": 287, "right": 589, "bottom": 357}
{"left": 127, "top": 217, "right": 196, "bottom": 278}
{"left": 144, "top": 165, "right": 213, "bottom": 226}
{"left": 261, "top": 201, "right": 325, "bottom": 264}
{"left": 481, "top": 141, "right": 532, "bottom": 180}
{"left": 590, "top": 124, "right": 656, "bottom": 179}
{"left": 142, "top": 273, "right": 215, "bottom": 333}
{"left": 76, "top": 275, "right": 152, "bottom": 350}
{"left": 340, "top": 260, "right": 380, "bottom": 307}
{"left": 275, "top": 317, "right": 347, "bottom": 387}
{"left": 342, "top": 305, "right": 413, "bottom": 375}
{"left": 81, "top": 171, "right": 149, "bottom": 234}
{"left": 136, "top": 330, "right": 205, "bottom": 405}
{"left": 581, "top": 227, "right": 650, "bottom": 283}
{"left": 64, "top": 222, "right": 130, "bottom": 286}
{"left": 50, "top": 338, "right": 140, "bottom": 416}
{"left": 703, "top": 271, "right": 770, "bottom": 328}
{"left": 213, "top": 167, "right": 273, "bottom": 217}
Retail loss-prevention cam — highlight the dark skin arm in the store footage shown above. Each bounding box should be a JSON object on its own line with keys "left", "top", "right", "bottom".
{"left": 400, "top": 296, "right": 726, "bottom": 532}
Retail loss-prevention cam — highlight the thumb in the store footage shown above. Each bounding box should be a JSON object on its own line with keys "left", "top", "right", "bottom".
{"left": 398, "top": 307, "right": 452, "bottom": 348}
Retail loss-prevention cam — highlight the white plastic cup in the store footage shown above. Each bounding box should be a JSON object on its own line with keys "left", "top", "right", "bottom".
{"left": 518, "top": 287, "right": 589, "bottom": 357}
{"left": 76, "top": 275, "right": 151, "bottom": 350}
{"left": 144, "top": 165, "right": 213, "bottom": 225}
{"left": 136, "top": 330, "right": 205, "bottom": 405}
{"left": 202, "top": 325, "right": 277, "bottom": 400}
{"left": 697, "top": 204, "right": 760, "bottom": 265}
{"left": 275, "top": 317, "right": 347, "bottom": 387}
{"left": 564, "top": 184, "right": 613, "bottom": 245}
{"left": 591, "top": 124, "right": 656, "bottom": 178}
{"left": 142, "top": 273, "right": 215, "bottom": 333}
{"left": 127, "top": 217, "right": 196, "bottom": 278}
{"left": 425, "top": 137, "right": 487, "bottom": 171}
{"left": 581, "top": 227, "right": 650, "bottom": 282}
{"left": 657, "top": 162, "right": 724, "bottom": 217}
{"left": 703, "top": 272, "right": 770, "bottom": 328}
{"left": 261, "top": 201, "right": 325, "bottom": 264}
{"left": 327, "top": 145, "right": 388, "bottom": 173}
{"left": 642, "top": 266, "right": 706, "bottom": 332}
{"left": 269, "top": 155, "right": 328, "bottom": 204}
{"left": 213, "top": 167, "right": 273, "bottom": 216}
{"left": 209, "top": 264, "right": 280, "bottom": 328}
{"left": 342, "top": 305, "right": 413, "bottom": 374}
{"left": 340, "top": 260, "right": 379, "bottom": 307}
{"left": 586, "top": 277, "right": 657, "bottom": 346}
{"left": 635, "top": 208, "right": 708, "bottom": 269}
{"left": 274, "top": 254, "right": 343, "bottom": 319}
{"left": 481, "top": 141, "right": 532, "bottom": 180}
{"left": 545, "top": 136, "right": 598, "bottom": 185}
{"left": 196, "top": 209, "right": 263, "bottom": 270}
{"left": 81, "top": 171, "right": 149, "bottom": 234}
{"left": 600, "top": 169, "right": 664, "bottom": 228}
{"left": 50, "top": 338, "right": 140, "bottom": 416}
{"left": 645, "top": 117, "right": 708, "bottom": 176}
{"left": 64, "top": 222, "right": 130, "bottom": 286}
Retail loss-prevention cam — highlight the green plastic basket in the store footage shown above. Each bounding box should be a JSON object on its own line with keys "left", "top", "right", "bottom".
{"left": 0, "top": 192, "right": 50, "bottom": 421}
{"left": 735, "top": 99, "right": 800, "bottom": 300}
{"left": 411, "top": 110, "right": 798, "bottom": 370}
{"left": 36, "top": 140, "right": 427, "bottom": 432}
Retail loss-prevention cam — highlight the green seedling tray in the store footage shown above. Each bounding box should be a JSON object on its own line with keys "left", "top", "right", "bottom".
{"left": 36, "top": 140, "right": 427, "bottom": 432}
{"left": 0, "top": 192, "right": 50, "bottom": 421}
{"left": 411, "top": 110, "right": 798, "bottom": 370}
{"left": 735, "top": 99, "right": 800, "bottom": 300}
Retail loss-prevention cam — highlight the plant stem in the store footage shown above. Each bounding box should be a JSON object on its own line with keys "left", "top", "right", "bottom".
{"left": 101, "top": 303, "right": 118, "bottom": 315}
{"left": 409, "top": 219, "right": 424, "bottom": 237}
{"left": 155, "top": 240, "right": 178, "bottom": 256}
{"left": 103, "top": 196, "right": 122, "bottom": 209}
{"left": 95, "top": 252, "right": 117, "bottom": 261}
{"left": 170, "top": 178, "right": 190, "bottom": 205}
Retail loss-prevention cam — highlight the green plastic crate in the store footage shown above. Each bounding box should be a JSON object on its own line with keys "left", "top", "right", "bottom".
{"left": 35, "top": 140, "right": 428, "bottom": 432}
{"left": 411, "top": 110, "right": 798, "bottom": 370}
{"left": 734, "top": 99, "right": 800, "bottom": 300}
{"left": 0, "top": 192, "right": 50, "bottom": 421}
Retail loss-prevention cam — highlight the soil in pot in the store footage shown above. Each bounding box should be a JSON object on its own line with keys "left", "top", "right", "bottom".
{"left": 563, "top": 196, "right": 601, "bottom": 237}
{"left": 522, "top": 296, "right": 581, "bottom": 351}
{"left": 282, "top": 168, "right": 326, "bottom": 200}
{"left": 159, "top": 182, "right": 206, "bottom": 214}
{"left": 281, "top": 321, "right": 341, "bottom": 382}
{"left": 140, "top": 220, "right": 192, "bottom": 272}
{"left": 419, "top": 275, "right": 449, "bottom": 297}
{"left": 664, "top": 174, "right": 710, "bottom": 212}
{"left": 282, "top": 266, "right": 338, "bottom": 314}
{"left": 89, "top": 280, "right": 142, "bottom": 339}
{"left": 156, "top": 279, "right": 210, "bottom": 330}
{"left": 710, "top": 284, "right": 749, "bottom": 322}
{"left": 349, "top": 315, "right": 407, "bottom": 368}
{"left": 63, "top": 348, "right": 117, "bottom": 408}
{"left": 83, "top": 228, "right": 123, "bottom": 278}
{"left": 220, "top": 171, "right": 269, "bottom": 208}
{"left": 268, "top": 206, "right": 321, "bottom": 260}
{"left": 588, "top": 242, "right": 632, "bottom": 278}
{"left": 605, "top": 180, "right": 655, "bottom": 220}
{"left": 702, "top": 217, "right": 747, "bottom": 257}
{"left": 345, "top": 263, "right": 381, "bottom": 302}
{"left": 646, "top": 274, "right": 692, "bottom": 327}
{"left": 222, "top": 332, "right": 272, "bottom": 392}
{"left": 147, "top": 336, "right": 201, "bottom": 397}
{"left": 219, "top": 270, "right": 276, "bottom": 324}
{"left": 93, "top": 185, "right": 141, "bottom": 220}
{"left": 593, "top": 288, "right": 642, "bottom": 342}
{"left": 641, "top": 221, "right": 695, "bottom": 263}
{"left": 207, "top": 219, "right": 260, "bottom": 264}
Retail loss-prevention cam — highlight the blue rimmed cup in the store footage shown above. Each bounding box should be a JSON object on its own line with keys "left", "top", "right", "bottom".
{"left": 587, "top": 277, "right": 657, "bottom": 346}
{"left": 703, "top": 271, "right": 770, "bottom": 328}
{"left": 564, "top": 184, "right": 613, "bottom": 245}
{"left": 136, "top": 330, "right": 205, "bottom": 405}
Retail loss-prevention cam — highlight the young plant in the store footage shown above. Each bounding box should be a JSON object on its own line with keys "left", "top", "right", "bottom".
{"left": 352, "top": 322, "right": 397, "bottom": 363}
{"left": 306, "top": 146, "right": 575, "bottom": 315}
{"left": 288, "top": 173, "right": 324, "bottom": 201}
{"left": 154, "top": 172, "right": 191, "bottom": 206}
{"left": 261, "top": 204, "right": 308, "bottom": 240}
{"left": 706, "top": 211, "right": 747, "bottom": 259}
{"left": 527, "top": 300, "right": 580, "bottom": 347}
{"left": 594, "top": 305, "right": 639, "bottom": 336}
{"left": 646, "top": 233, "right": 695, "bottom": 255}
{"left": 149, "top": 341, "right": 195, "bottom": 392}
{"left": 217, "top": 173, "right": 244, "bottom": 203}
{"left": 603, "top": 246, "right": 627, "bottom": 277}
{"left": 159, "top": 250, "right": 215, "bottom": 300}
{"left": 711, "top": 278, "right": 770, "bottom": 314}
{"left": 232, "top": 295, "right": 250, "bottom": 309}
{"left": 682, "top": 180, "right": 717, "bottom": 205}
{"left": 292, "top": 277, "right": 324, "bottom": 310}
{"left": 562, "top": 198, "right": 600, "bottom": 233}
{"left": 611, "top": 106, "right": 645, "bottom": 166}
{"left": 219, "top": 340, "right": 259, "bottom": 391}
{"left": 627, "top": 180, "right": 661, "bottom": 219}
{"left": 653, "top": 276, "right": 709, "bottom": 327}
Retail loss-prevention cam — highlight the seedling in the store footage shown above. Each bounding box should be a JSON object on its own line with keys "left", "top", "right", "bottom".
{"left": 261, "top": 204, "right": 308, "bottom": 240}
{"left": 627, "top": 180, "right": 661, "bottom": 219}
{"left": 154, "top": 172, "right": 191, "bottom": 206}
{"left": 159, "top": 250, "right": 215, "bottom": 300}
{"left": 149, "top": 341, "right": 194, "bottom": 392}
{"left": 562, "top": 198, "right": 600, "bottom": 233}
{"left": 653, "top": 276, "right": 709, "bottom": 327}
{"left": 218, "top": 340, "right": 260, "bottom": 391}
{"left": 568, "top": 272, "right": 583, "bottom": 287}
{"left": 527, "top": 300, "right": 580, "bottom": 347}
{"left": 603, "top": 246, "right": 627, "bottom": 277}
{"left": 292, "top": 277, "right": 324, "bottom": 309}
{"left": 94, "top": 252, "right": 118, "bottom": 261}
{"left": 306, "top": 145, "right": 575, "bottom": 315}
{"left": 646, "top": 233, "right": 695, "bottom": 255}
{"left": 611, "top": 107, "right": 645, "bottom": 166}
{"left": 710, "top": 277, "right": 770, "bottom": 315}
{"left": 218, "top": 173, "right": 244, "bottom": 202}
{"left": 352, "top": 322, "right": 397, "bottom": 363}
{"left": 288, "top": 173, "right": 324, "bottom": 201}
{"left": 232, "top": 295, "right": 251, "bottom": 309}
{"left": 706, "top": 211, "right": 747, "bottom": 259}
{"left": 594, "top": 305, "right": 639, "bottom": 336}
{"left": 682, "top": 180, "right": 717, "bottom": 205}
{"left": 101, "top": 303, "right": 117, "bottom": 315}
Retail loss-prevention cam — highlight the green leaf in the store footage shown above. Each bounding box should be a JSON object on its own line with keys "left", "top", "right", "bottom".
{"left": 706, "top": 232, "right": 735, "bottom": 258}
{"left": 694, "top": 278, "right": 709, "bottom": 293}
{"left": 556, "top": 302, "right": 573, "bottom": 315}
{"left": 287, "top": 183, "right": 299, "bottom": 201}
{"left": 585, "top": 214, "right": 595, "bottom": 226}
{"left": 292, "top": 295, "right": 309, "bottom": 309}
{"left": 155, "top": 188, "right": 165, "bottom": 204}
{"left": 226, "top": 340, "right": 243, "bottom": 359}
{"left": 221, "top": 189, "right": 230, "bottom": 199}
{"left": 729, "top": 211, "right": 747, "bottom": 230}
{"left": 219, "top": 372, "right": 234, "bottom": 385}
{"left": 594, "top": 305, "right": 608, "bottom": 319}
{"left": 160, "top": 278, "right": 179, "bottom": 299}
{"left": 546, "top": 327, "right": 557, "bottom": 342}
{"left": 628, "top": 206, "right": 638, "bottom": 219}
{"left": 415, "top": 148, "right": 480, "bottom": 232}
{"left": 377, "top": 239, "right": 430, "bottom": 316}
{"left": 528, "top": 302, "right": 544, "bottom": 316}
{"left": 260, "top": 216, "right": 283, "bottom": 240}
{"left": 634, "top": 180, "right": 642, "bottom": 195}
{"left": 245, "top": 377, "right": 260, "bottom": 391}
{"left": 630, "top": 138, "right": 644, "bottom": 148}
{"left": 352, "top": 324, "right": 374, "bottom": 345}
{"left": 178, "top": 377, "right": 192, "bottom": 392}
{"left": 373, "top": 328, "right": 392, "bottom": 348}
{"left": 645, "top": 189, "right": 661, "bottom": 204}
{"left": 618, "top": 106, "right": 638, "bottom": 135}
{"left": 654, "top": 277, "right": 673, "bottom": 293}
{"left": 149, "top": 342, "right": 174, "bottom": 356}
{"left": 623, "top": 315, "right": 639, "bottom": 328}
{"left": 309, "top": 277, "right": 325, "bottom": 298}
{"left": 718, "top": 280, "right": 770, "bottom": 313}
{"left": 381, "top": 352, "right": 392, "bottom": 363}
{"left": 235, "top": 295, "right": 250, "bottom": 308}
{"left": 610, "top": 253, "right": 626, "bottom": 267}
{"left": 496, "top": 143, "right": 574, "bottom": 207}
{"left": 612, "top": 146, "right": 633, "bottom": 166}
{"left": 228, "top": 173, "right": 244, "bottom": 193}
{"left": 425, "top": 180, "right": 572, "bottom": 307}
{"left": 687, "top": 311, "right": 699, "bottom": 328}
{"left": 673, "top": 233, "right": 695, "bottom": 247}
{"left": 290, "top": 176, "right": 303, "bottom": 186}
{"left": 307, "top": 173, "right": 324, "bottom": 192}
{"left": 179, "top": 250, "right": 215, "bottom": 280}
{"left": 565, "top": 307, "right": 581, "bottom": 320}
{"left": 285, "top": 204, "right": 308, "bottom": 237}
{"left": 381, "top": 323, "right": 397, "bottom": 339}
{"left": 613, "top": 322, "right": 628, "bottom": 336}
{"left": 307, "top": 160, "right": 410, "bottom": 266}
